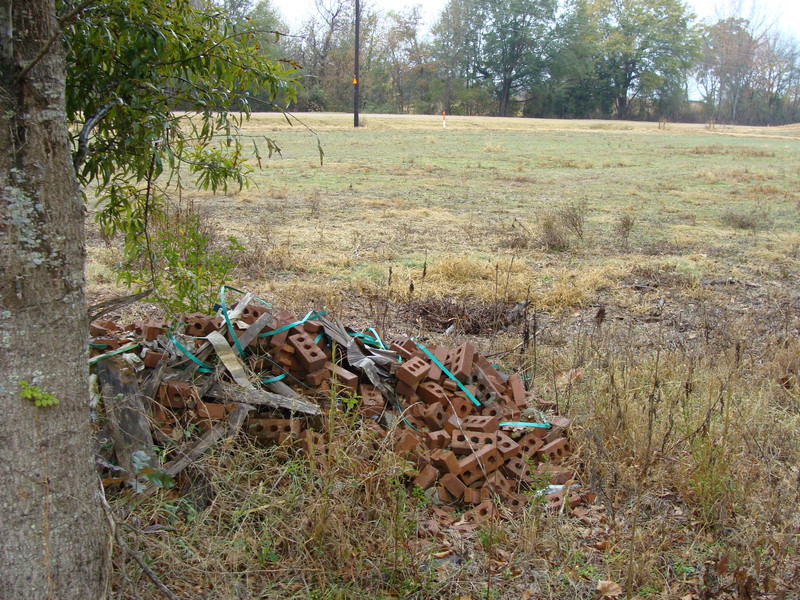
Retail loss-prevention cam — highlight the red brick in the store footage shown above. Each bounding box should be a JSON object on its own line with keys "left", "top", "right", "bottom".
{"left": 426, "top": 347, "right": 450, "bottom": 382}
{"left": 546, "top": 489, "right": 582, "bottom": 511}
{"left": 396, "top": 356, "right": 431, "bottom": 389}
{"left": 437, "top": 485, "right": 455, "bottom": 503}
{"left": 501, "top": 456, "right": 533, "bottom": 487}
{"left": 445, "top": 394, "right": 473, "bottom": 420}
{"left": 431, "top": 449, "right": 461, "bottom": 475}
{"left": 422, "top": 402, "right": 446, "bottom": 430}
{"left": 495, "top": 432, "right": 521, "bottom": 459}
{"left": 480, "top": 403, "right": 506, "bottom": 420}
{"left": 458, "top": 445, "right": 501, "bottom": 485}
{"left": 296, "top": 429, "right": 325, "bottom": 454}
{"left": 142, "top": 320, "right": 166, "bottom": 341}
{"left": 462, "top": 486, "right": 482, "bottom": 505}
{"left": 500, "top": 491, "right": 528, "bottom": 514}
{"left": 536, "top": 464, "right": 576, "bottom": 485}
{"left": 448, "top": 342, "right": 476, "bottom": 383}
{"left": 518, "top": 432, "right": 545, "bottom": 457}
{"left": 442, "top": 412, "right": 464, "bottom": 435}
{"left": 395, "top": 380, "right": 417, "bottom": 399}
{"left": 196, "top": 402, "right": 225, "bottom": 420}
{"left": 474, "top": 366, "right": 507, "bottom": 404}
{"left": 462, "top": 415, "right": 499, "bottom": 433}
{"left": 143, "top": 350, "right": 168, "bottom": 368}
{"left": 507, "top": 373, "right": 528, "bottom": 408}
{"left": 329, "top": 363, "right": 359, "bottom": 393}
{"left": 486, "top": 471, "right": 517, "bottom": 495}
{"left": 413, "top": 464, "right": 439, "bottom": 490}
{"left": 90, "top": 322, "right": 111, "bottom": 337}
{"left": 359, "top": 384, "right": 385, "bottom": 417}
{"left": 305, "top": 366, "right": 330, "bottom": 388}
{"left": 158, "top": 381, "right": 198, "bottom": 408}
{"left": 389, "top": 342, "right": 413, "bottom": 360}
{"left": 405, "top": 416, "right": 427, "bottom": 431}
{"left": 440, "top": 473, "right": 466, "bottom": 499}
{"left": 442, "top": 378, "right": 459, "bottom": 392}
{"left": 417, "top": 381, "right": 448, "bottom": 405}
{"left": 248, "top": 418, "right": 301, "bottom": 440}
{"left": 394, "top": 430, "right": 421, "bottom": 455}
{"left": 537, "top": 437, "right": 572, "bottom": 465}
{"left": 462, "top": 500, "right": 496, "bottom": 524}
{"left": 289, "top": 332, "right": 327, "bottom": 372}
{"left": 450, "top": 430, "right": 496, "bottom": 455}
{"left": 426, "top": 430, "right": 450, "bottom": 450}
{"left": 93, "top": 336, "right": 123, "bottom": 350}
{"left": 406, "top": 402, "right": 426, "bottom": 419}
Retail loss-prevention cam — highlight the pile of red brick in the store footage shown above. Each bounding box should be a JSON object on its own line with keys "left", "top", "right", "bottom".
{"left": 90, "top": 301, "right": 592, "bottom": 517}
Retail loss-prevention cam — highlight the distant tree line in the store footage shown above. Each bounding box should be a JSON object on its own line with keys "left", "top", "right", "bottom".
{"left": 234, "top": 0, "right": 800, "bottom": 125}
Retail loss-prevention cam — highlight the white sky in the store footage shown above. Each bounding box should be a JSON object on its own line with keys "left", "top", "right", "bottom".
{"left": 270, "top": 0, "right": 800, "bottom": 39}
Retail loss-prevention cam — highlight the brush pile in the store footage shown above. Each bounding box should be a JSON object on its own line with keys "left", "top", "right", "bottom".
{"left": 91, "top": 288, "right": 593, "bottom": 519}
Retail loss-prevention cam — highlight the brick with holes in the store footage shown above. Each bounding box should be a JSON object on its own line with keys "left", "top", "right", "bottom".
{"left": 447, "top": 342, "right": 476, "bottom": 383}
{"left": 518, "top": 432, "right": 545, "bottom": 457}
{"left": 288, "top": 331, "right": 327, "bottom": 372}
{"left": 537, "top": 437, "right": 572, "bottom": 465}
{"left": 417, "top": 380, "right": 449, "bottom": 405}
{"left": 495, "top": 432, "right": 521, "bottom": 460}
{"left": 458, "top": 445, "right": 502, "bottom": 485}
{"left": 422, "top": 402, "right": 446, "bottom": 430}
{"left": 450, "top": 430, "right": 496, "bottom": 455}
{"left": 396, "top": 355, "right": 431, "bottom": 389}
{"left": 462, "top": 415, "right": 499, "bottom": 433}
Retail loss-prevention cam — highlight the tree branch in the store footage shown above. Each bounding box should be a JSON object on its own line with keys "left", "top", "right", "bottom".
{"left": 73, "top": 99, "right": 118, "bottom": 171}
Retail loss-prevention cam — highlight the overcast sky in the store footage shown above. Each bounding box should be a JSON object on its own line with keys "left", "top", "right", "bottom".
{"left": 270, "top": 0, "right": 800, "bottom": 39}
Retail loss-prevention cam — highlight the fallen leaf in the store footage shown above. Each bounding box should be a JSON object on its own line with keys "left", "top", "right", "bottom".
{"left": 597, "top": 580, "right": 623, "bottom": 597}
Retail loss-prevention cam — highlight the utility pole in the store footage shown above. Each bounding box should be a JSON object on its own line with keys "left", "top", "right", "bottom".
{"left": 353, "top": 0, "right": 360, "bottom": 127}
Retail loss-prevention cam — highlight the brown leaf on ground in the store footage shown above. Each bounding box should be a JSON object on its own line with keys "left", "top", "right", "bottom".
{"left": 596, "top": 580, "right": 623, "bottom": 597}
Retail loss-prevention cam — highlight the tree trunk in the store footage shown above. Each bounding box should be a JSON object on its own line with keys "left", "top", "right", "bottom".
{"left": 616, "top": 94, "right": 628, "bottom": 118}
{"left": 0, "top": 1, "right": 110, "bottom": 598}
{"left": 498, "top": 80, "right": 512, "bottom": 117}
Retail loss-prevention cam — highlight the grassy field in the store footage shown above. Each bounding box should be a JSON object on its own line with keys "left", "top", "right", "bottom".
{"left": 90, "top": 114, "right": 800, "bottom": 599}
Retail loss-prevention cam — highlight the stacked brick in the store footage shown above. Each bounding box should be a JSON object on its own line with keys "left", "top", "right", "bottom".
{"left": 89, "top": 301, "right": 591, "bottom": 516}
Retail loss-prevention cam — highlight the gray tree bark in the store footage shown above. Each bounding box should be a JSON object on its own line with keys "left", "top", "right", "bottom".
{"left": 0, "top": 1, "right": 110, "bottom": 598}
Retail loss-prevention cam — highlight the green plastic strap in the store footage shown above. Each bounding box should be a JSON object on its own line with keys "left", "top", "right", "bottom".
{"left": 261, "top": 374, "right": 286, "bottom": 384}
{"left": 88, "top": 342, "right": 139, "bottom": 366}
{"left": 348, "top": 331, "right": 381, "bottom": 346}
{"left": 168, "top": 333, "right": 213, "bottom": 372}
{"left": 414, "top": 342, "right": 481, "bottom": 407}
{"left": 367, "top": 327, "right": 386, "bottom": 349}
{"left": 258, "top": 310, "right": 326, "bottom": 338}
{"left": 314, "top": 332, "right": 324, "bottom": 344}
{"left": 499, "top": 421, "right": 550, "bottom": 429}
{"left": 219, "top": 285, "right": 247, "bottom": 358}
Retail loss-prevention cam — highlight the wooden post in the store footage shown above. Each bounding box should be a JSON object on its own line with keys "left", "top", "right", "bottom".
{"left": 354, "top": 0, "right": 360, "bottom": 128}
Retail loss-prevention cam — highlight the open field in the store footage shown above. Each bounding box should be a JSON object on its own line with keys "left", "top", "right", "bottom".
{"left": 89, "top": 115, "right": 800, "bottom": 599}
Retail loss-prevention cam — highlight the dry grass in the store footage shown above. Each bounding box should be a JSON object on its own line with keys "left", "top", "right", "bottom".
{"left": 90, "top": 113, "right": 800, "bottom": 599}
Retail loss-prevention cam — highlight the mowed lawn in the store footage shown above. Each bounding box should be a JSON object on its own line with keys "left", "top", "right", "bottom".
{"left": 184, "top": 114, "right": 799, "bottom": 309}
